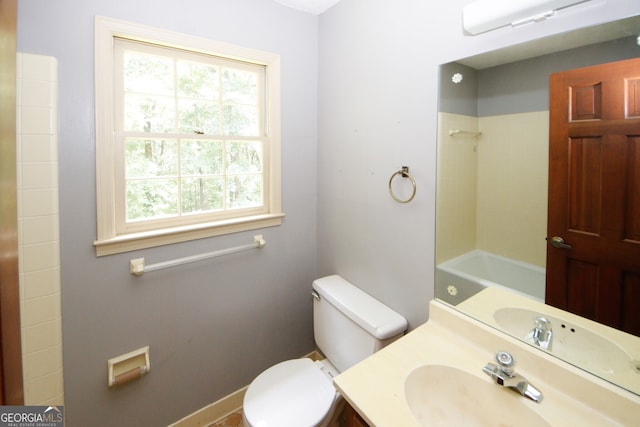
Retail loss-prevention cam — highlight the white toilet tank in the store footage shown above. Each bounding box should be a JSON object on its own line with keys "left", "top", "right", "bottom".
{"left": 312, "top": 275, "right": 408, "bottom": 372}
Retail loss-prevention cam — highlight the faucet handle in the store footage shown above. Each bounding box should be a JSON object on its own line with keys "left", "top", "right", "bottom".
{"left": 495, "top": 351, "right": 516, "bottom": 376}
{"left": 535, "top": 316, "right": 552, "bottom": 331}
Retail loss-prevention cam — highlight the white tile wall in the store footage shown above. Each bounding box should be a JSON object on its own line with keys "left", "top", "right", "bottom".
{"left": 436, "top": 112, "right": 479, "bottom": 265}
{"left": 16, "top": 52, "right": 64, "bottom": 406}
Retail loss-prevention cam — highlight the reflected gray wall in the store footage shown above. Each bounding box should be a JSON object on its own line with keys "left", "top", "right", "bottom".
{"left": 479, "top": 36, "right": 640, "bottom": 116}
{"left": 440, "top": 36, "right": 640, "bottom": 118}
{"left": 439, "top": 63, "right": 478, "bottom": 117}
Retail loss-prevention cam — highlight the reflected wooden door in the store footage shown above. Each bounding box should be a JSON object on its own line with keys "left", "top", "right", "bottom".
{"left": 547, "top": 57, "right": 640, "bottom": 336}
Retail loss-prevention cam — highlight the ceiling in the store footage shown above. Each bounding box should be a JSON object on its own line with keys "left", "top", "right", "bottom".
{"left": 272, "top": 0, "right": 342, "bottom": 14}
{"left": 270, "top": 2, "right": 639, "bottom": 66}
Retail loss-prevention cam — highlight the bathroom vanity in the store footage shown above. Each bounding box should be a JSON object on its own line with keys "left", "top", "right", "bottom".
{"left": 333, "top": 298, "right": 640, "bottom": 426}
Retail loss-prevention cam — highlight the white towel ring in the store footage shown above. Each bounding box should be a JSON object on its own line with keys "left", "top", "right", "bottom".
{"left": 388, "top": 166, "right": 416, "bottom": 203}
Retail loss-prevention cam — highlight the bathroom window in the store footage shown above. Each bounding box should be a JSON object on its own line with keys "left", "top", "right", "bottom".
{"left": 94, "top": 17, "right": 283, "bottom": 255}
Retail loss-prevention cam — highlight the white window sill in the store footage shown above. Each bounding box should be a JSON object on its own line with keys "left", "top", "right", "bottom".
{"left": 94, "top": 213, "right": 285, "bottom": 256}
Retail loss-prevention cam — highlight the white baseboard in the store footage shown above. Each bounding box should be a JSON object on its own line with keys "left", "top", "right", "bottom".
{"left": 169, "top": 385, "right": 247, "bottom": 427}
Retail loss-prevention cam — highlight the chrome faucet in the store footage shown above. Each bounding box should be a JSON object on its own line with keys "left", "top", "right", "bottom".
{"left": 483, "top": 351, "right": 543, "bottom": 403}
{"left": 526, "top": 316, "right": 553, "bottom": 351}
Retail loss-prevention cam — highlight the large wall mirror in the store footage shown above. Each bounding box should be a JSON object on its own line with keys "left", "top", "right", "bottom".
{"left": 435, "top": 15, "right": 640, "bottom": 395}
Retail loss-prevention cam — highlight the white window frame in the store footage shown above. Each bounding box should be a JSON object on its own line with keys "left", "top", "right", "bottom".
{"left": 94, "top": 17, "right": 283, "bottom": 256}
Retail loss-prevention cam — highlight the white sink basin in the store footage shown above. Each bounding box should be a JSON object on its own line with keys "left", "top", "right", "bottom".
{"left": 405, "top": 365, "right": 551, "bottom": 427}
{"left": 494, "top": 307, "right": 634, "bottom": 376}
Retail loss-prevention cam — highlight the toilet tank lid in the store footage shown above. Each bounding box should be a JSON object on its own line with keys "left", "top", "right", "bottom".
{"left": 313, "top": 275, "right": 408, "bottom": 340}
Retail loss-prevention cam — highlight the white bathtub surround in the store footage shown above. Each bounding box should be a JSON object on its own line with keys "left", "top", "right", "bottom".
{"left": 437, "top": 249, "right": 546, "bottom": 305}
{"left": 436, "top": 111, "right": 549, "bottom": 268}
{"left": 436, "top": 113, "right": 479, "bottom": 264}
{"left": 476, "top": 112, "right": 549, "bottom": 267}
{"left": 16, "top": 52, "right": 64, "bottom": 406}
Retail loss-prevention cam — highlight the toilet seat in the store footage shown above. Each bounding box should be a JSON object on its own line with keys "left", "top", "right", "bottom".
{"left": 243, "top": 358, "right": 337, "bottom": 427}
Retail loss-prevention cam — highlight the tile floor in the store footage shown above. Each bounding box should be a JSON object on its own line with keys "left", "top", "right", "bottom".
{"left": 209, "top": 410, "right": 243, "bottom": 427}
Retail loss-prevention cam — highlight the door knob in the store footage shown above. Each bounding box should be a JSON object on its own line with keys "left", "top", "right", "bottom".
{"left": 550, "top": 236, "right": 572, "bottom": 249}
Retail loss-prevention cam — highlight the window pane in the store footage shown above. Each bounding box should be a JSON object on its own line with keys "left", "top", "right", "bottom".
{"left": 126, "top": 178, "right": 179, "bottom": 220}
{"left": 125, "top": 138, "right": 178, "bottom": 178}
{"left": 181, "top": 177, "right": 224, "bottom": 213}
{"left": 125, "top": 94, "right": 176, "bottom": 133}
{"left": 124, "top": 51, "right": 174, "bottom": 96}
{"left": 226, "top": 141, "right": 262, "bottom": 173}
{"left": 222, "top": 104, "right": 259, "bottom": 136}
{"left": 178, "top": 99, "right": 220, "bottom": 135}
{"left": 180, "top": 139, "right": 224, "bottom": 175}
{"left": 177, "top": 61, "right": 218, "bottom": 99}
{"left": 226, "top": 142, "right": 263, "bottom": 208}
{"left": 226, "top": 174, "right": 263, "bottom": 208}
{"left": 222, "top": 68, "right": 258, "bottom": 104}
{"left": 113, "top": 37, "right": 271, "bottom": 232}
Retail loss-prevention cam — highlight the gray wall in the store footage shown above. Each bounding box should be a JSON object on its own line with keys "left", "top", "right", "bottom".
{"left": 16, "top": 0, "right": 640, "bottom": 425}
{"left": 18, "top": 0, "right": 318, "bottom": 425}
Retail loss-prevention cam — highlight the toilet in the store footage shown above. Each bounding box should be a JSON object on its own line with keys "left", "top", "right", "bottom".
{"left": 242, "top": 275, "right": 408, "bottom": 427}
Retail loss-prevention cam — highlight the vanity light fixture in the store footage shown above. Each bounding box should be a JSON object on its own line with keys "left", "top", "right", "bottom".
{"left": 463, "top": 0, "right": 593, "bottom": 35}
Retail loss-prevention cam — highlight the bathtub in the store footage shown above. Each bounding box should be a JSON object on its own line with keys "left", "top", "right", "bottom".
{"left": 436, "top": 250, "right": 545, "bottom": 306}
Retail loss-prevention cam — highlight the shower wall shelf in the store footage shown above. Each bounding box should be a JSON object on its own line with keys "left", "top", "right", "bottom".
{"left": 449, "top": 129, "right": 482, "bottom": 138}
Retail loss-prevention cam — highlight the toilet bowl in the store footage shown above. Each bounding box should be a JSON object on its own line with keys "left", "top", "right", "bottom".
{"left": 242, "top": 275, "right": 407, "bottom": 427}
{"left": 242, "top": 358, "right": 341, "bottom": 427}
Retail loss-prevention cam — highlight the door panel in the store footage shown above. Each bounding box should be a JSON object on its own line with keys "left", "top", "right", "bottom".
{"left": 548, "top": 57, "right": 640, "bottom": 336}
{"left": 568, "top": 136, "right": 602, "bottom": 234}
{"left": 571, "top": 82, "right": 601, "bottom": 121}
{"left": 566, "top": 259, "right": 598, "bottom": 319}
{"left": 625, "top": 137, "right": 640, "bottom": 242}
{"left": 626, "top": 78, "right": 640, "bottom": 118}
